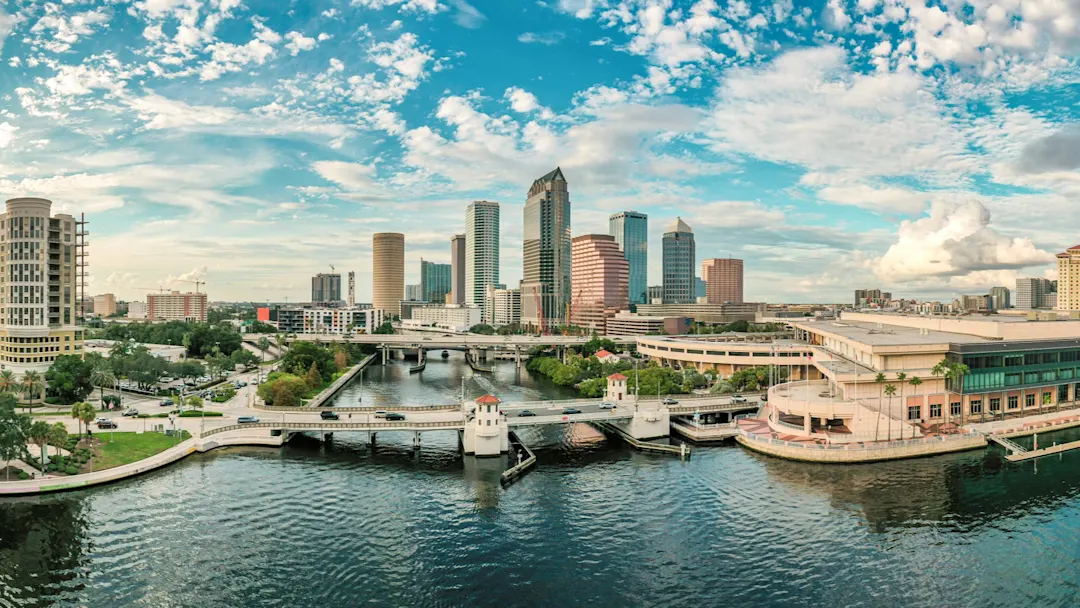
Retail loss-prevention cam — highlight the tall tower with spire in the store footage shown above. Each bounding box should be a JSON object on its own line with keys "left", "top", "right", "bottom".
{"left": 521, "top": 167, "right": 571, "bottom": 329}
{"left": 662, "top": 217, "right": 695, "bottom": 304}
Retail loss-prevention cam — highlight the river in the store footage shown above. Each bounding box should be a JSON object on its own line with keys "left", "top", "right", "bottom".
{"left": 2, "top": 355, "right": 1080, "bottom": 607}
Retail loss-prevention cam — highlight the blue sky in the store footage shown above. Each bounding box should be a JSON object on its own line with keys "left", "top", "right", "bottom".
{"left": 1, "top": 0, "right": 1079, "bottom": 304}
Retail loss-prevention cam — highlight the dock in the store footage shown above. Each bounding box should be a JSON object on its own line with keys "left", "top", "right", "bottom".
{"left": 989, "top": 431, "right": 1080, "bottom": 462}
{"left": 501, "top": 432, "right": 537, "bottom": 486}
{"left": 670, "top": 419, "right": 739, "bottom": 442}
{"left": 592, "top": 422, "right": 690, "bottom": 458}
{"left": 465, "top": 353, "right": 493, "bottom": 373}
{"left": 409, "top": 355, "right": 426, "bottom": 374}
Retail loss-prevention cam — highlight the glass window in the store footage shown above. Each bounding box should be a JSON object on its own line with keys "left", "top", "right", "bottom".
{"left": 930, "top": 403, "right": 941, "bottom": 418}
{"left": 950, "top": 402, "right": 961, "bottom": 416}
{"left": 907, "top": 405, "right": 921, "bottom": 420}
{"left": 970, "top": 400, "right": 982, "bottom": 414}
{"left": 990, "top": 398, "right": 1000, "bottom": 412}
{"left": 1059, "top": 384, "right": 1070, "bottom": 402}
{"left": 1026, "top": 393, "right": 1036, "bottom": 407}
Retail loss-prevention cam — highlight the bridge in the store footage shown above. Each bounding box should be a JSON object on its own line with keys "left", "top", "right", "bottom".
{"left": 286, "top": 333, "right": 637, "bottom": 348}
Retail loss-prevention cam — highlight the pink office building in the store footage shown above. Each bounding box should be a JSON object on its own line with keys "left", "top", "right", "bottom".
{"left": 702, "top": 257, "right": 744, "bottom": 304}
{"left": 571, "top": 234, "right": 629, "bottom": 332}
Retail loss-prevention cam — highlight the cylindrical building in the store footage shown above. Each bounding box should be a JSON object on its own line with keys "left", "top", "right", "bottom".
{"left": 372, "top": 232, "right": 404, "bottom": 317}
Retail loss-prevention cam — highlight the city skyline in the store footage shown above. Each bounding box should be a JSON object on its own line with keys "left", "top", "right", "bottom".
{"left": 0, "top": 0, "right": 1075, "bottom": 304}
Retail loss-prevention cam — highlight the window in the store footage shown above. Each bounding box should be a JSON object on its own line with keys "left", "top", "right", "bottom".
{"left": 1043, "top": 392, "right": 1052, "bottom": 405}
{"left": 1026, "top": 393, "right": 1035, "bottom": 408}
{"left": 908, "top": 405, "right": 921, "bottom": 420}
{"left": 950, "top": 402, "right": 961, "bottom": 416}
{"left": 1059, "top": 384, "right": 1070, "bottom": 402}
{"left": 970, "top": 400, "right": 983, "bottom": 414}
{"left": 990, "top": 398, "right": 1000, "bottom": 412}
{"left": 1009, "top": 395, "right": 1018, "bottom": 409}
{"left": 930, "top": 403, "right": 942, "bottom": 418}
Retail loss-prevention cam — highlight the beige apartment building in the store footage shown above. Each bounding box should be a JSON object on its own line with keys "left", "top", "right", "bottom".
{"left": 372, "top": 232, "right": 404, "bottom": 317}
{"left": 148, "top": 291, "right": 207, "bottom": 322}
{"left": 1057, "top": 245, "right": 1080, "bottom": 311}
{"left": 702, "top": 257, "right": 744, "bottom": 304}
{"left": 93, "top": 293, "right": 116, "bottom": 316}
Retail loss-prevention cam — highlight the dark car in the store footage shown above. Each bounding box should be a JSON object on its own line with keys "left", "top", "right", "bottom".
{"left": 96, "top": 420, "right": 118, "bottom": 429}
{"left": 562, "top": 408, "right": 582, "bottom": 415}
{"left": 159, "top": 399, "right": 173, "bottom": 407}
{"left": 320, "top": 411, "right": 340, "bottom": 420}
{"left": 518, "top": 410, "right": 536, "bottom": 417}
{"left": 384, "top": 412, "right": 406, "bottom": 421}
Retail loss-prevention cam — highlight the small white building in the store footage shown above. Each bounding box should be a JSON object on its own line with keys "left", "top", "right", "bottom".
{"left": 594, "top": 349, "right": 619, "bottom": 363}
{"left": 405, "top": 304, "right": 482, "bottom": 333}
{"left": 127, "top": 301, "right": 147, "bottom": 319}
{"left": 606, "top": 373, "right": 628, "bottom": 401}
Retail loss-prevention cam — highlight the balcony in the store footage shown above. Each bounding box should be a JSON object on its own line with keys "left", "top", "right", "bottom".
{"left": 768, "top": 380, "right": 859, "bottom": 421}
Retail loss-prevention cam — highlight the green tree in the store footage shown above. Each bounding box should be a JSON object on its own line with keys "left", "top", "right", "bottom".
{"left": 0, "top": 369, "right": 15, "bottom": 394}
{"left": 45, "top": 355, "right": 94, "bottom": 403}
{"left": 29, "top": 420, "right": 50, "bottom": 470}
{"left": 49, "top": 422, "right": 67, "bottom": 460}
{"left": 469, "top": 324, "right": 496, "bottom": 335}
{"left": 931, "top": 358, "right": 950, "bottom": 424}
{"left": 874, "top": 372, "right": 887, "bottom": 442}
{"left": 0, "top": 395, "right": 31, "bottom": 480}
{"left": 580, "top": 336, "right": 618, "bottom": 358}
{"left": 89, "top": 362, "right": 116, "bottom": 408}
{"left": 231, "top": 348, "right": 260, "bottom": 370}
{"left": 71, "top": 402, "right": 95, "bottom": 437}
{"left": 372, "top": 322, "right": 395, "bottom": 335}
{"left": 884, "top": 383, "right": 897, "bottom": 441}
{"left": 909, "top": 376, "right": 923, "bottom": 435}
{"left": 260, "top": 374, "right": 310, "bottom": 407}
{"left": 282, "top": 341, "right": 336, "bottom": 382}
{"left": 947, "top": 362, "right": 970, "bottom": 426}
{"left": 305, "top": 362, "right": 322, "bottom": 389}
{"left": 184, "top": 395, "right": 204, "bottom": 410}
{"left": 896, "top": 372, "right": 908, "bottom": 439}
{"left": 21, "top": 370, "right": 43, "bottom": 407}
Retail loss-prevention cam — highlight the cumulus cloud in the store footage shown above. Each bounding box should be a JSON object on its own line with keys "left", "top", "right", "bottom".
{"left": 0, "top": 122, "right": 17, "bottom": 149}
{"left": 284, "top": 31, "right": 318, "bottom": 55}
{"left": 874, "top": 200, "right": 1054, "bottom": 282}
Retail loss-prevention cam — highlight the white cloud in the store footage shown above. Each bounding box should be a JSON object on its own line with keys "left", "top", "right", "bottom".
{"left": 351, "top": 0, "right": 445, "bottom": 15}
{"left": 451, "top": 0, "right": 486, "bottom": 28}
{"left": 30, "top": 7, "right": 111, "bottom": 53}
{"left": 0, "top": 9, "right": 16, "bottom": 54}
{"left": 0, "top": 122, "right": 17, "bottom": 149}
{"left": 503, "top": 86, "right": 554, "bottom": 119}
{"left": 518, "top": 31, "right": 566, "bottom": 45}
{"left": 284, "top": 31, "right": 318, "bottom": 55}
{"left": 347, "top": 33, "right": 433, "bottom": 104}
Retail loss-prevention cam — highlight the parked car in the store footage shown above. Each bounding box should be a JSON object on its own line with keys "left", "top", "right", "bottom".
{"left": 320, "top": 411, "right": 340, "bottom": 420}
{"left": 237, "top": 416, "right": 260, "bottom": 424}
{"left": 122, "top": 408, "right": 139, "bottom": 417}
{"left": 731, "top": 395, "right": 748, "bottom": 403}
{"left": 385, "top": 412, "right": 406, "bottom": 421}
{"left": 599, "top": 402, "right": 616, "bottom": 410}
{"left": 562, "top": 407, "right": 582, "bottom": 415}
{"left": 661, "top": 397, "right": 679, "bottom": 405}
{"left": 373, "top": 410, "right": 388, "bottom": 419}
{"left": 518, "top": 410, "right": 536, "bottom": 417}
{"left": 96, "top": 420, "right": 118, "bottom": 429}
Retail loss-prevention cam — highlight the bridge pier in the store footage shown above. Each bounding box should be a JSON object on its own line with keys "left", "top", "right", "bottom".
{"left": 413, "top": 431, "right": 421, "bottom": 450}
{"left": 515, "top": 346, "right": 522, "bottom": 369}
{"left": 323, "top": 432, "right": 334, "bottom": 443}
{"left": 380, "top": 345, "right": 387, "bottom": 365}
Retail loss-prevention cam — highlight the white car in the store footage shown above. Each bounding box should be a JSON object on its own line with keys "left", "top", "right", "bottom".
{"left": 599, "top": 402, "right": 617, "bottom": 410}
{"left": 95, "top": 417, "right": 111, "bottom": 425}
{"left": 374, "top": 410, "right": 388, "bottom": 419}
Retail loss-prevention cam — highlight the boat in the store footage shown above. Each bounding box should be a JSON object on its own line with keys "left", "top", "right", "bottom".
{"left": 441, "top": 350, "right": 449, "bottom": 358}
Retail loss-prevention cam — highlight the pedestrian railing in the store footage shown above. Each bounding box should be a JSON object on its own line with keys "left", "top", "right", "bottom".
{"left": 202, "top": 420, "right": 465, "bottom": 437}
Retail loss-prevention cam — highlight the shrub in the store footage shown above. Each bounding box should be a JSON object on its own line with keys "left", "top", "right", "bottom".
{"left": 45, "top": 396, "right": 73, "bottom": 406}
{"left": 64, "top": 466, "right": 78, "bottom": 475}
{"left": 18, "top": 470, "right": 29, "bottom": 480}
{"left": 178, "top": 411, "right": 223, "bottom": 417}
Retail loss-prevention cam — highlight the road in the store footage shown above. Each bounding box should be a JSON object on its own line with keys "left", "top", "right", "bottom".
{"left": 286, "top": 333, "right": 636, "bottom": 347}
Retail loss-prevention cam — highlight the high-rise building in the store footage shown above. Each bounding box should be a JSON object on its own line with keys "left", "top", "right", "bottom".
{"left": 962, "top": 294, "right": 991, "bottom": 312}
{"left": 420, "top": 260, "right": 452, "bottom": 305}
{"left": 1056, "top": 246, "right": 1080, "bottom": 310}
{"left": 702, "top": 257, "right": 744, "bottom": 304}
{"left": 989, "top": 286, "right": 1011, "bottom": 311}
{"left": 372, "top": 232, "right": 405, "bottom": 317}
{"left": 608, "top": 210, "right": 648, "bottom": 304}
{"left": 466, "top": 202, "right": 499, "bottom": 314}
{"left": 311, "top": 273, "right": 341, "bottom": 304}
{"left": 647, "top": 285, "right": 663, "bottom": 303}
{"left": 148, "top": 291, "right": 207, "bottom": 321}
{"left": 570, "top": 234, "right": 629, "bottom": 332}
{"left": 485, "top": 285, "right": 521, "bottom": 327}
{"left": 93, "top": 293, "right": 117, "bottom": 316}
{"left": 450, "top": 233, "right": 466, "bottom": 304}
{"left": 127, "top": 301, "right": 146, "bottom": 319}
{"left": 521, "top": 168, "right": 571, "bottom": 329}
{"left": 347, "top": 271, "right": 355, "bottom": 307}
{"left": 854, "top": 288, "right": 892, "bottom": 307}
{"left": 405, "top": 284, "right": 423, "bottom": 301}
{"left": 1016, "top": 277, "right": 1055, "bottom": 310}
{"left": 662, "top": 217, "right": 695, "bottom": 304}
{"left": 695, "top": 277, "right": 706, "bottom": 302}
{"left": 0, "top": 198, "right": 86, "bottom": 372}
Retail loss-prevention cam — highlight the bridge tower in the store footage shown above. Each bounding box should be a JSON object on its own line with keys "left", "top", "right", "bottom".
{"left": 606, "top": 373, "right": 627, "bottom": 402}
{"left": 462, "top": 394, "right": 508, "bottom": 457}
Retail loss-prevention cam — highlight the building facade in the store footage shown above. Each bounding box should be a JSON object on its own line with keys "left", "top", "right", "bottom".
{"left": 661, "top": 218, "right": 695, "bottom": 304}
{"left": 854, "top": 288, "right": 892, "bottom": 307}
{"left": 0, "top": 198, "right": 86, "bottom": 372}
{"left": 93, "top": 293, "right": 117, "bottom": 316}
{"left": 421, "top": 260, "right": 452, "bottom": 305}
{"left": 311, "top": 273, "right": 341, "bottom": 304}
{"left": 702, "top": 257, "right": 744, "bottom": 304}
{"left": 450, "top": 233, "right": 466, "bottom": 304}
{"left": 636, "top": 302, "right": 765, "bottom": 324}
{"left": 277, "top": 306, "right": 384, "bottom": 334}
{"left": 403, "top": 304, "right": 482, "bottom": 333}
{"left": 148, "top": 291, "right": 207, "bottom": 322}
{"left": 466, "top": 201, "right": 500, "bottom": 313}
{"left": 484, "top": 286, "right": 521, "bottom": 327}
{"left": 570, "top": 234, "right": 629, "bottom": 332}
{"left": 604, "top": 312, "right": 691, "bottom": 336}
{"left": 990, "top": 286, "right": 1011, "bottom": 311}
{"left": 127, "top": 301, "right": 146, "bottom": 319}
{"left": 608, "top": 210, "right": 648, "bottom": 305}
{"left": 1057, "top": 246, "right": 1080, "bottom": 311}
{"left": 405, "top": 284, "right": 423, "bottom": 301}
{"left": 647, "top": 285, "right": 663, "bottom": 304}
{"left": 1016, "top": 277, "right": 1055, "bottom": 310}
{"left": 521, "top": 168, "right": 571, "bottom": 329}
{"left": 372, "top": 232, "right": 405, "bottom": 317}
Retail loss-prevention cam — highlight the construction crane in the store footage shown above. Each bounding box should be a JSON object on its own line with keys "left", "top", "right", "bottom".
{"left": 330, "top": 264, "right": 335, "bottom": 273}
{"left": 135, "top": 286, "right": 170, "bottom": 293}
{"left": 177, "top": 278, "right": 205, "bottom": 293}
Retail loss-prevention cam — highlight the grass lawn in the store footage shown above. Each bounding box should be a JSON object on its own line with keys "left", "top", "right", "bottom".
{"left": 87, "top": 431, "right": 192, "bottom": 471}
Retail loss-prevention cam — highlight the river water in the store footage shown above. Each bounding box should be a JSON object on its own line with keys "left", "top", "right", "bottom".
{"left": 3, "top": 355, "right": 1080, "bottom": 607}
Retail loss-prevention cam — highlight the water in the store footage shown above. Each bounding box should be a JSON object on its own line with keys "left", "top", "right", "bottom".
{"left": 4, "top": 356, "right": 1080, "bottom": 607}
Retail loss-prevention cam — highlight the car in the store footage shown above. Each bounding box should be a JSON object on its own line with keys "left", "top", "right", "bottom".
{"left": 234, "top": 381, "right": 248, "bottom": 388}
{"left": 562, "top": 407, "right": 582, "bottom": 415}
{"left": 599, "top": 402, "right": 616, "bottom": 410}
{"left": 731, "top": 395, "right": 748, "bottom": 403}
{"left": 159, "top": 398, "right": 173, "bottom": 407}
{"left": 320, "top": 411, "right": 340, "bottom": 420}
{"left": 661, "top": 397, "right": 679, "bottom": 405}
{"left": 384, "top": 412, "right": 406, "bottom": 421}
{"left": 518, "top": 410, "right": 536, "bottom": 417}
{"left": 96, "top": 420, "right": 118, "bottom": 429}
{"left": 237, "top": 416, "right": 260, "bottom": 424}
{"left": 122, "top": 409, "right": 139, "bottom": 417}
{"left": 373, "top": 410, "right": 388, "bottom": 419}
{"left": 95, "top": 417, "right": 111, "bottom": 425}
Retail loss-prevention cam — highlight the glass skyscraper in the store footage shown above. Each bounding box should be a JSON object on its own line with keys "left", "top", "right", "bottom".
{"left": 420, "top": 259, "right": 452, "bottom": 304}
{"left": 662, "top": 217, "right": 695, "bottom": 304}
{"left": 608, "top": 210, "right": 648, "bottom": 305}
{"left": 522, "top": 167, "right": 571, "bottom": 328}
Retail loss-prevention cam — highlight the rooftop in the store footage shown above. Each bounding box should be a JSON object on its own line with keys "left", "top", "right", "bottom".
{"left": 796, "top": 311, "right": 1080, "bottom": 345}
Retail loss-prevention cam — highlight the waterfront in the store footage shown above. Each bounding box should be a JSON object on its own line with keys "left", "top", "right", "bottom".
{"left": 4, "top": 357, "right": 1080, "bottom": 606}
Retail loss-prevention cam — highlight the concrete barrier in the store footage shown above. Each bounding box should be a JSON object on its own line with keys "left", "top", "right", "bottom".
{"left": 735, "top": 431, "right": 986, "bottom": 463}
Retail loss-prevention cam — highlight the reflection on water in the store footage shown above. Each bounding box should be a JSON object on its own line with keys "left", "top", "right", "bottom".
{"left": 4, "top": 362, "right": 1080, "bottom": 606}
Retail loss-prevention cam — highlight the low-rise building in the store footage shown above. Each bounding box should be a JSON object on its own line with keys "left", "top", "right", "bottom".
{"left": 635, "top": 302, "right": 765, "bottom": 324}
{"left": 277, "top": 306, "right": 383, "bottom": 334}
{"left": 402, "top": 304, "right": 482, "bottom": 333}
{"left": 93, "top": 293, "right": 117, "bottom": 317}
{"left": 604, "top": 312, "right": 691, "bottom": 336}
{"left": 127, "top": 301, "right": 147, "bottom": 319}
{"left": 148, "top": 291, "right": 207, "bottom": 322}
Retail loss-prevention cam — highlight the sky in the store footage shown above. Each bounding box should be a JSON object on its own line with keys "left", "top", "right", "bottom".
{"left": 0, "top": 0, "right": 1078, "bottom": 305}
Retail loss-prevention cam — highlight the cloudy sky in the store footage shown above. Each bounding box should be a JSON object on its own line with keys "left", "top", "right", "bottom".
{"left": 0, "top": 0, "right": 1077, "bottom": 304}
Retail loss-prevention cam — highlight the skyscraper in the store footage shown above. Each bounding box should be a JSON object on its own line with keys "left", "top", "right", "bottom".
{"left": 311, "top": 273, "right": 341, "bottom": 304}
{"left": 1016, "top": 277, "right": 1055, "bottom": 310}
{"left": 521, "top": 167, "right": 571, "bottom": 329}
{"left": 702, "top": 257, "right": 744, "bottom": 304}
{"left": 662, "top": 217, "right": 695, "bottom": 304}
{"left": 989, "top": 286, "right": 1010, "bottom": 311}
{"left": 420, "top": 259, "right": 452, "bottom": 304}
{"left": 570, "top": 234, "right": 629, "bottom": 332}
{"left": 450, "top": 233, "right": 466, "bottom": 304}
{"left": 608, "top": 210, "right": 648, "bottom": 305}
{"left": 372, "top": 232, "right": 404, "bottom": 317}
{"left": 1057, "top": 245, "right": 1080, "bottom": 310}
{"left": 466, "top": 201, "right": 499, "bottom": 314}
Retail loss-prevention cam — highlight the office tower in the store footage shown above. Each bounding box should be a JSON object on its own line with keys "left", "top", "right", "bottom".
{"left": 466, "top": 201, "right": 500, "bottom": 314}
{"left": 989, "top": 286, "right": 1010, "bottom": 311}
{"left": 347, "top": 271, "right": 356, "bottom": 307}
{"left": 647, "top": 285, "right": 663, "bottom": 303}
{"left": 1016, "top": 277, "right": 1055, "bottom": 310}
{"left": 662, "top": 217, "right": 695, "bottom": 304}
{"left": 311, "top": 273, "right": 342, "bottom": 304}
{"left": 702, "top": 257, "right": 744, "bottom": 304}
{"left": 372, "top": 232, "right": 405, "bottom": 317}
{"left": 148, "top": 291, "right": 208, "bottom": 321}
{"left": 608, "top": 210, "right": 648, "bottom": 304}
{"left": 521, "top": 167, "right": 571, "bottom": 329}
{"left": 450, "top": 233, "right": 466, "bottom": 304}
{"left": 93, "top": 293, "right": 117, "bottom": 316}
{"left": 405, "top": 284, "right": 422, "bottom": 301}
{"left": 420, "top": 260, "right": 452, "bottom": 304}
{"left": 695, "top": 277, "right": 706, "bottom": 301}
{"left": 0, "top": 198, "right": 86, "bottom": 373}
{"left": 570, "top": 234, "right": 629, "bottom": 331}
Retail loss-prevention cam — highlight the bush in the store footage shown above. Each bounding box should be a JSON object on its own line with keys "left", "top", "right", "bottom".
{"left": 18, "top": 470, "right": 28, "bottom": 480}
{"left": 45, "top": 396, "right": 73, "bottom": 406}
{"left": 137, "top": 414, "right": 150, "bottom": 418}
{"left": 65, "top": 466, "right": 78, "bottom": 475}
{"left": 178, "top": 411, "right": 223, "bottom": 417}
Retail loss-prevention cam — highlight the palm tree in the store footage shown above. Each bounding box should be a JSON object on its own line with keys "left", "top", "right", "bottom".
{"left": 29, "top": 420, "right": 50, "bottom": 470}
{"left": 896, "top": 372, "right": 908, "bottom": 439}
{"left": 909, "top": 376, "right": 923, "bottom": 437}
{"left": 948, "top": 363, "right": 970, "bottom": 427}
{"left": 90, "top": 363, "right": 116, "bottom": 410}
{"left": 931, "top": 359, "right": 950, "bottom": 425}
{"left": 49, "top": 423, "right": 67, "bottom": 461}
{"left": 874, "top": 372, "right": 886, "bottom": 441}
{"left": 21, "top": 370, "right": 42, "bottom": 407}
{"left": 71, "top": 402, "right": 84, "bottom": 436}
{"left": 76, "top": 402, "right": 95, "bottom": 438}
{"left": 0, "top": 369, "right": 16, "bottom": 394}
{"left": 884, "top": 384, "right": 897, "bottom": 441}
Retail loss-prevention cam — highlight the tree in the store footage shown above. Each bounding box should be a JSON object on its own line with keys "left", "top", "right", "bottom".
{"left": 49, "top": 423, "right": 67, "bottom": 460}
{"left": 89, "top": 363, "right": 116, "bottom": 408}
{"left": 45, "top": 355, "right": 94, "bottom": 404}
{"left": 0, "top": 369, "right": 15, "bottom": 394}
{"left": 372, "top": 322, "right": 395, "bottom": 335}
{"left": 931, "top": 359, "right": 950, "bottom": 425}
{"left": 884, "top": 384, "right": 897, "bottom": 441}
{"left": 261, "top": 374, "right": 310, "bottom": 407}
{"left": 469, "top": 324, "right": 496, "bottom": 335}
{"left": 909, "top": 376, "right": 923, "bottom": 436}
{"left": 333, "top": 348, "right": 348, "bottom": 372}
{"left": 258, "top": 336, "right": 272, "bottom": 357}
{"left": 896, "top": 372, "right": 907, "bottom": 440}
{"left": 305, "top": 362, "right": 322, "bottom": 389}
{"left": 21, "top": 370, "right": 43, "bottom": 407}
{"left": 29, "top": 420, "right": 50, "bottom": 470}
{"left": 0, "top": 394, "right": 31, "bottom": 479}
{"left": 948, "top": 362, "right": 970, "bottom": 426}
{"left": 874, "top": 372, "right": 886, "bottom": 441}
{"left": 231, "top": 348, "right": 260, "bottom": 370}
{"left": 282, "top": 341, "right": 336, "bottom": 382}
{"left": 72, "top": 402, "right": 95, "bottom": 437}
{"left": 184, "top": 395, "right": 203, "bottom": 410}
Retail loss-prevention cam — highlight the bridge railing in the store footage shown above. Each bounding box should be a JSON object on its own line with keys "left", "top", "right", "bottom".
{"left": 202, "top": 420, "right": 464, "bottom": 437}
{"left": 258, "top": 403, "right": 461, "bottom": 413}
{"left": 737, "top": 429, "right": 983, "bottom": 451}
